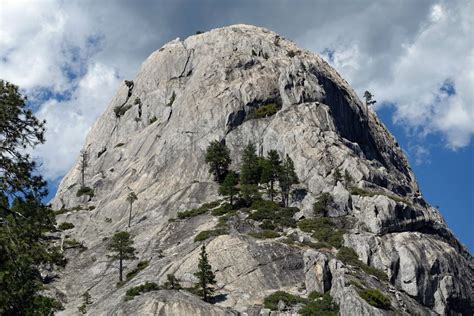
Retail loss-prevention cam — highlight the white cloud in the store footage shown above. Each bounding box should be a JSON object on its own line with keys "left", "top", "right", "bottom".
{"left": 307, "top": 1, "right": 473, "bottom": 150}
{"left": 33, "top": 63, "right": 120, "bottom": 180}
{"left": 0, "top": 0, "right": 472, "bottom": 182}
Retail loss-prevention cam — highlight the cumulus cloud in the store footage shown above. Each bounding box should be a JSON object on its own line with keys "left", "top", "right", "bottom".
{"left": 0, "top": 0, "right": 472, "bottom": 181}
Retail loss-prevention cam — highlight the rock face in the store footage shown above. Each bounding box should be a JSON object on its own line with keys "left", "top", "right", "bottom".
{"left": 51, "top": 25, "right": 473, "bottom": 315}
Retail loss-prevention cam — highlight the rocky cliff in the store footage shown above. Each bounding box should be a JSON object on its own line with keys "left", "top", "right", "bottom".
{"left": 50, "top": 25, "right": 473, "bottom": 315}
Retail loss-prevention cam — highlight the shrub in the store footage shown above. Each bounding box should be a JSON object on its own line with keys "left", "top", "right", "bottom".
{"left": 249, "top": 200, "right": 298, "bottom": 229}
{"left": 115, "top": 142, "right": 125, "bottom": 148}
{"left": 125, "top": 282, "right": 160, "bottom": 300}
{"left": 313, "top": 193, "right": 332, "bottom": 216}
{"left": 249, "top": 230, "right": 280, "bottom": 239}
{"left": 211, "top": 203, "right": 232, "bottom": 216}
{"left": 166, "top": 91, "right": 176, "bottom": 107}
{"left": 125, "top": 261, "right": 149, "bottom": 282}
{"left": 247, "top": 103, "right": 279, "bottom": 119}
{"left": 351, "top": 187, "right": 412, "bottom": 206}
{"left": 359, "top": 289, "right": 391, "bottom": 310}
{"left": 149, "top": 116, "right": 157, "bottom": 124}
{"left": 300, "top": 292, "right": 339, "bottom": 316}
{"left": 298, "top": 218, "right": 345, "bottom": 248}
{"left": 76, "top": 186, "right": 94, "bottom": 198}
{"left": 163, "top": 274, "right": 181, "bottom": 290}
{"left": 177, "top": 206, "right": 208, "bottom": 219}
{"left": 114, "top": 104, "right": 132, "bottom": 117}
{"left": 263, "top": 291, "right": 306, "bottom": 310}
{"left": 287, "top": 50, "right": 296, "bottom": 57}
{"left": 194, "top": 228, "right": 227, "bottom": 242}
{"left": 58, "top": 222, "right": 74, "bottom": 230}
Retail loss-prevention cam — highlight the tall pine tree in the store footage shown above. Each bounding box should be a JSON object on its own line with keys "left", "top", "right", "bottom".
{"left": 219, "top": 171, "right": 239, "bottom": 206}
{"left": 107, "top": 231, "right": 137, "bottom": 282}
{"left": 278, "top": 154, "right": 299, "bottom": 207}
{"left": 194, "top": 244, "right": 217, "bottom": 302}
{"left": 240, "top": 142, "right": 261, "bottom": 185}
{"left": 0, "top": 80, "right": 64, "bottom": 315}
{"left": 259, "top": 150, "right": 282, "bottom": 202}
{"left": 205, "top": 140, "right": 231, "bottom": 183}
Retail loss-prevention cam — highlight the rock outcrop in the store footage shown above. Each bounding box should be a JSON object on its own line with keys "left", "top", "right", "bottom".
{"left": 50, "top": 25, "right": 473, "bottom": 315}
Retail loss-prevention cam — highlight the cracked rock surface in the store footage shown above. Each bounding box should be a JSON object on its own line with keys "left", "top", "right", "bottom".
{"left": 51, "top": 25, "right": 473, "bottom": 315}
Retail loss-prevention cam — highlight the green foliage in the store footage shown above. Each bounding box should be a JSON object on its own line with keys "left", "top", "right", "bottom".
{"left": 263, "top": 291, "right": 306, "bottom": 310}
{"left": 114, "top": 104, "right": 132, "bottom": 117}
{"left": 78, "top": 291, "right": 92, "bottom": 314}
{"left": 195, "top": 31, "right": 204, "bottom": 35}
{"left": 313, "top": 192, "right": 332, "bottom": 217}
{"left": 211, "top": 203, "right": 232, "bottom": 216}
{"left": 163, "top": 274, "right": 182, "bottom": 290}
{"left": 58, "top": 222, "right": 75, "bottom": 230}
{"left": 115, "top": 142, "right": 125, "bottom": 148}
{"left": 351, "top": 186, "right": 412, "bottom": 206}
{"left": 249, "top": 200, "right": 298, "bottom": 228}
{"left": 240, "top": 184, "right": 261, "bottom": 204}
{"left": 125, "top": 282, "right": 160, "bottom": 300}
{"left": 333, "top": 168, "right": 342, "bottom": 183}
{"left": 205, "top": 140, "right": 231, "bottom": 183}
{"left": 300, "top": 292, "right": 339, "bottom": 316}
{"left": 298, "top": 218, "right": 345, "bottom": 248}
{"left": 337, "top": 247, "right": 388, "bottom": 281}
{"left": 134, "top": 97, "right": 142, "bottom": 105}
{"left": 125, "top": 260, "right": 149, "bottom": 282}
{"left": 177, "top": 205, "right": 209, "bottom": 219}
{"left": 194, "top": 228, "right": 227, "bottom": 242}
{"left": 249, "top": 230, "right": 281, "bottom": 239}
{"left": 359, "top": 289, "right": 391, "bottom": 310}
{"left": 247, "top": 103, "right": 279, "bottom": 119}
{"left": 287, "top": 50, "right": 297, "bottom": 57}
{"left": 166, "top": 91, "right": 176, "bottom": 107}
{"left": 76, "top": 186, "right": 94, "bottom": 197}
{"left": 219, "top": 171, "right": 239, "bottom": 206}
{"left": 127, "top": 191, "right": 138, "bottom": 227}
{"left": 107, "top": 231, "right": 137, "bottom": 282}
{"left": 240, "top": 142, "right": 261, "bottom": 185}
{"left": 259, "top": 150, "right": 282, "bottom": 201}
{"left": 149, "top": 116, "right": 158, "bottom": 124}
{"left": 194, "top": 244, "right": 217, "bottom": 302}
{"left": 344, "top": 170, "right": 353, "bottom": 183}
{"left": 264, "top": 290, "right": 339, "bottom": 314}
{"left": 279, "top": 154, "right": 299, "bottom": 207}
{"left": 350, "top": 187, "right": 377, "bottom": 197}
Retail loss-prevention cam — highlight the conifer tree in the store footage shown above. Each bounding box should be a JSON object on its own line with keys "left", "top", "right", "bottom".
{"left": 194, "top": 244, "right": 217, "bottom": 302}
{"left": 126, "top": 191, "right": 138, "bottom": 227}
{"left": 219, "top": 171, "right": 239, "bottom": 206}
{"left": 259, "top": 150, "right": 282, "bottom": 201}
{"left": 278, "top": 155, "right": 299, "bottom": 207}
{"left": 163, "top": 274, "right": 182, "bottom": 290}
{"left": 205, "top": 140, "right": 231, "bottom": 183}
{"left": 240, "top": 142, "right": 261, "bottom": 185}
{"left": 0, "top": 80, "right": 64, "bottom": 315}
{"left": 107, "top": 231, "right": 137, "bottom": 282}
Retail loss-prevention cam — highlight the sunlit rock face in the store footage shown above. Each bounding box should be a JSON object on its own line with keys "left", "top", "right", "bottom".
{"left": 51, "top": 25, "right": 473, "bottom": 315}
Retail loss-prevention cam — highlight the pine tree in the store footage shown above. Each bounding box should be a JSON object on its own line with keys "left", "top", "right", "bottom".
{"left": 278, "top": 155, "right": 299, "bottom": 207}
{"left": 163, "top": 274, "right": 182, "bottom": 290}
{"left": 126, "top": 191, "right": 138, "bottom": 227}
{"left": 205, "top": 140, "right": 231, "bottom": 183}
{"left": 219, "top": 171, "right": 239, "bottom": 206}
{"left": 107, "top": 231, "right": 137, "bottom": 282}
{"left": 0, "top": 80, "right": 64, "bottom": 315}
{"left": 240, "top": 142, "right": 261, "bottom": 185}
{"left": 259, "top": 150, "right": 282, "bottom": 201}
{"left": 194, "top": 244, "right": 217, "bottom": 302}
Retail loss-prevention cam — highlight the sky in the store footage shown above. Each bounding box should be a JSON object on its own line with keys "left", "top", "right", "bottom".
{"left": 0, "top": 0, "right": 472, "bottom": 251}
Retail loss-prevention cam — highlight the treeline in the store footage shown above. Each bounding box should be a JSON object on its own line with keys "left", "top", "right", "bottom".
{"left": 205, "top": 141, "right": 299, "bottom": 207}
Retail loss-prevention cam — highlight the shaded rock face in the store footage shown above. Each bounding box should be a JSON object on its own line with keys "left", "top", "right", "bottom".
{"left": 51, "top": 25, "right": 473, "bottom": 315}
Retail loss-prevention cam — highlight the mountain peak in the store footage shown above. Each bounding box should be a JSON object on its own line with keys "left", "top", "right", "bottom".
{"left": 51, "top": 25, "right": 472, "bottom": 315}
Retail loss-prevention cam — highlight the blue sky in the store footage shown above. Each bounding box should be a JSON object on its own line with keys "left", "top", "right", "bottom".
{"left": 1, "top": 0, "right": 472, "bottom": 251}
